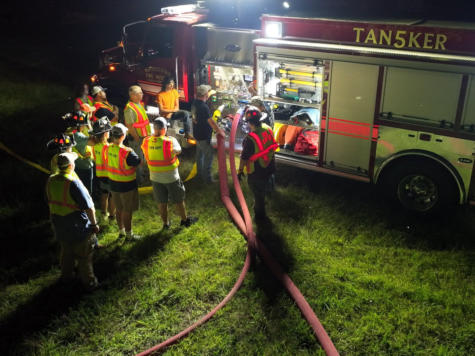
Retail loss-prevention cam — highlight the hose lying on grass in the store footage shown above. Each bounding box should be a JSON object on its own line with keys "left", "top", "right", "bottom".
{"left": 136, "top": 109, "right": 339, "bottom": 356}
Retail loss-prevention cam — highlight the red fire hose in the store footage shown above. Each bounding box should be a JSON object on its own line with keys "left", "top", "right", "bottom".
{"left": 136, "top": 110, "right": 339, "bottom": 356}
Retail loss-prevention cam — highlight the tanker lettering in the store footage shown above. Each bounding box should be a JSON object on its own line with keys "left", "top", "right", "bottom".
{"left": 353, "top": 27, "right": 448, "bottom": 51}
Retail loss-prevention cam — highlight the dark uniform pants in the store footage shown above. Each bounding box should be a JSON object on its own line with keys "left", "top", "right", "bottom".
{"left": 248, "top": 174, "right": 274, "bottom": 218}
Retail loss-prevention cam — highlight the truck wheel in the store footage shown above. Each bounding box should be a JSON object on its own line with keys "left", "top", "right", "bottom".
{"left": 387, "top": 160, "right": 457, "bottom": 214}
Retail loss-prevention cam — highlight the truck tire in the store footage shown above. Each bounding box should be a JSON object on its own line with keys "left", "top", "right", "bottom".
{"left": 386, "top": 159, "right": 457, "bottom": 214}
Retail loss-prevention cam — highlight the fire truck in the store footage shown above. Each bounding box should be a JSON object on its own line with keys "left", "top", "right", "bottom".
{"left": 92, "top": 3, "right": 475, "bottom": 213}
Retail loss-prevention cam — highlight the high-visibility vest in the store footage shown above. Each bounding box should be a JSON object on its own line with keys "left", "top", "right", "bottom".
{"left": 76, "top": 95, "right": 94, "bottom": 107}
{"left": 92, "top": 142, "right": 108, "bottom": 178}
{"left": 125, "top": 101, "right": 151, "bottom": 138}
{"left": 46, "top": 172, "right": 81, "bottom": 216}
{"left": 103, "top": 143, "right": 136, "bottom": 182}
{"left": 141, "top": 135, "right": 179, "bottom": 173}
{"left": 92, "top": 101, "right": 115, "bottom": 122}
{"left": 245, "top": 124, "right": 279, "bottom": 174}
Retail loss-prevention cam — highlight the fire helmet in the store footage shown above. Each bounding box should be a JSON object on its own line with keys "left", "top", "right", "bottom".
{"left": 46, "top": 133, "right": 76, "bottom": 152}
{"left": 243, "top": 106, "right": 262, "bottom": 125}
{"left": 63, "top": 111, "right": 88, "bottom": 127}
{"left": 90, "top": 117, "right": 112, "bottom": 135}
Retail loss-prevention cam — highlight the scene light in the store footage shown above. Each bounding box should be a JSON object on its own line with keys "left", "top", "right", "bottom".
{"left": 161, "top": 4, "right": 197, "bottom": 15}
{"left": 283, "top": 1, "right": 290, "bottom": 9}
{"left": 90, "top": 74, "right": 97, "bottom": 83}
{"left": 265, "top": 21, "right": 283, "bottom": 38}
{"left": 108, "top": 65, "right": 116, "bottom": 72}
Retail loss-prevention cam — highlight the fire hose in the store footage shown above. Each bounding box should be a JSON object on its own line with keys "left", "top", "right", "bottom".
{"left": 136, "top": 110, "right": 339, "bottom": 356}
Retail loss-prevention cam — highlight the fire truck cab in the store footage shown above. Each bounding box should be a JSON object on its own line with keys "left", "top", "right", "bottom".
{"left": 255, "top": 15, "right": 475, "bottom": 212}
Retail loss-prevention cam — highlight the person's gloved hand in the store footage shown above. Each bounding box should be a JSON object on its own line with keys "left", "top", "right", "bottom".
{"left": 238, "top": 171, "right": 245, "bottom": 181}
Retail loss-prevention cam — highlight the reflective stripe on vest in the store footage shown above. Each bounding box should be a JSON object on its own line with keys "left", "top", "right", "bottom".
{"left": 76, "top": 95, "right": 94, "bottom": 107}
{"left": 246, "top": 126, "right": 278, "bottom": 174}
{"left": 125, "top": 101, "right": 151, "bottom": 138}
{"left": 92, "top": 101, "right": 114, "bottom": 122}
{"left": 93, "top": 142, "right": 108, "bottom": 178}
{"left": 141, "top": 135, "right": 179, "bottom": 173}
{"left": 103, "top": 144, "right": 136, "bottom": 182}
{"left": 47, "top": 173, "right": 80, "bottom": 216}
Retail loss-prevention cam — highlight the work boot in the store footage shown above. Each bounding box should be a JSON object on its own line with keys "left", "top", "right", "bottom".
{"left": 126, "top": 231, "right": 142, "bottom": 240}
{"left": 180, "top": 216, "right": 198, "bottom": 228}
{"left": 162, "top": 221, "right": 171, "bottom": 230}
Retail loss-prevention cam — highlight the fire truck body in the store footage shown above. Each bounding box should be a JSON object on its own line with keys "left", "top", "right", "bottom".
{"left": 93, "top": 5, "right": 475, "bottom": 212}
{"left": 256, "top": 15, "right": 475, "bottom": 211}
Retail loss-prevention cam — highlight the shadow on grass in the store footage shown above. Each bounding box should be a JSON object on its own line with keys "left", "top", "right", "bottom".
{"left": 274, "top": 164, "right": 475, "bottom": 251}
{"left": 0, "top": 229, "right": 174, "bottom": 355}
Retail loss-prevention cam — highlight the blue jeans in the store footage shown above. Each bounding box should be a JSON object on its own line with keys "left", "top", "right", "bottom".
{"left": 196, "top": 140, "right": 214, "bottom": 182}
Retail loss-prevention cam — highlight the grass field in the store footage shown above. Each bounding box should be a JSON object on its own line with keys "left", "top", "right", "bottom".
{"left": 0, "top": 47, "right": 474, "bottom": 356}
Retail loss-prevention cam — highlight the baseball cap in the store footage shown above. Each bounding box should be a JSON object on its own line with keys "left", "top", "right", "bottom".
{"left": 153, "top": 117, "right": 168, "bottom": 129}
{"left": 111, "top": 123, "right": 128, "bottom": 137}
{"left": 57, "top": 152, "right": 78, "bottom": 170}
{"left": 91, "top": 86, "right": 107, "bottom": 97}
{"left": 196, "top": 84, "right": 216, "bottom": 97}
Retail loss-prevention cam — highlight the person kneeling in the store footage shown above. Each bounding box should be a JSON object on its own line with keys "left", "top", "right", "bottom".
{"left": 142, "top": 117, "right": 198, "bottom": 229}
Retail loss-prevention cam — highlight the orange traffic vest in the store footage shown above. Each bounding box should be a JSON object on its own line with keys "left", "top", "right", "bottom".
{"left": 76, "top": 95, "right": 94, "bottom": 107}
{"left": 125, "top": 101, "right": 151, "bottom": 137}
{"left": 92, "top": 142, "right": 108, "bottom": 178}
{"left": 92, "top": 101, "right": 114, "bottom": 122}
{"left": 46, "top": 172, "right": 80, "bottom": 216}
{"left": 246, "top": 124, "right": 278, "bottom": 174}
{"left": 103, "top": 143, "right": 136, "bottom": 182}
{"left": 141, "top": 135, "right": 179, "bottom": 173}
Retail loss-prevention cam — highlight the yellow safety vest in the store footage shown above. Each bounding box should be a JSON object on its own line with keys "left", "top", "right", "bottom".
{"left": 104, "top": 143, "right": 136, "bottom": 182}
{"left": 76, "top": 95, "right": 94, "bottom": 107}
{"left": 92, "top": 142, "right": 108, "bottom": 178}
{"left": 245, "top": 124, "right": 278, "bottom": 174}
{"left": 125, "top": 101, "right": 151, "bottom": 138}
{"left": 141, "top": 135, "right": 179, "bottom": 173}
{"left": 46, "top": 172, "right": 80, "bottom": 216}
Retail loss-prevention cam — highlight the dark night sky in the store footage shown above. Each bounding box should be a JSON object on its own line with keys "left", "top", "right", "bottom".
{"left": 1, "top": 0, "right": 474, "bottom": 82}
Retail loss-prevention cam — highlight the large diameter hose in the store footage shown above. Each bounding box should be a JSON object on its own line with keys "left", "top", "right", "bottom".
{"left": 137, "top": 111, "right": 339, "bottom": 356}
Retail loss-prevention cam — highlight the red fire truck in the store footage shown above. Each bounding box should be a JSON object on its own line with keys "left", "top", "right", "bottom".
{"left": 93, "top": 4, "right": 475, "bottom": 213}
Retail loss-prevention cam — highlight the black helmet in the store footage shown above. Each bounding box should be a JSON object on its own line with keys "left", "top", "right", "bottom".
{"left": 90, "top": 116, "right": 112, "bottom": 135}
{"left": 46, "top": 133, "right": 76, "bottom": 152}
{"left": 63, "top": 111, "right": 88, "bottom": 127}
{"left": 243, "top": 106, "right": 262, "bottom": 125}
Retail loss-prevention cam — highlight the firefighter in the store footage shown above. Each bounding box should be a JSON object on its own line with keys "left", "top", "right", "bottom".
{"left": 238, "top": 106, "right": 279, "bottom": 220}
{"left": 124, "top": 85, "right": 151, "bottom": 185}
{"left": 64, "top": 112, "right": 95, "bottom": 194}
{"left": 46, "top": 152, "right": 99, "bottom": 290}
{"left": 157, "top": 77, "right": 193, "bottom": 140}
{"left": 47, "top": 133, "right": 77, "bottom": 175}
{"left": 89, "top": 117, "right": 116, "bottom": 224}
{"left": 91, "top": 86, "right": 119, "bottom": 124}
{"left": 104, "top": 123, "right": 142, "bottom": 240}
{"left": 250, "top": 96, "right": 274, "bottom": 127}
{"left": 191, "top": 84, "right": 225, "bottom": 182}
{"left": 74, "top": 83, "right": 95, "bottom": 114}
{"left": 141, "top": 117, "right": 198, "bottom": 229}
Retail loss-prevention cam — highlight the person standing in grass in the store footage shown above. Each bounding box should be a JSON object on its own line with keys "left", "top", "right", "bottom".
{"left": 89, "top": 117, "right": 116, "bottom": 225}
{"left": 238, "top": 106, "right": 278, "bottom": 220}
{"left": 104, "top": 123, "right": 142, "bottom": 240}
{"left": 157, "top": 77, "right": 193, "bottom": 140}
{"left": 91, "top": 86, "right": 119, "bottom": 124}
{"left": 191, "top": 84, "right": 225, "bottom": 182}
{"left": 73, "top": 83, "right": 95, "bottom": 115}
{"left": 64, "top": 111, "right": 95, "bottom": 194}
{"left": 124, "top": 85, "right": 151, "bottom": 185}
{"left": 141, "top": 117, "right": 198, "bottom": 229}
{"left": 46, "top": 152, "right": 99, "bottom": 291}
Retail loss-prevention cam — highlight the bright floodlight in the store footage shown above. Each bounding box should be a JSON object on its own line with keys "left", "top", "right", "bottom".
{"left": 265, "top": 21, "right": 282, "bottom": 38}
{"left": 282, "top": 1, "right": 290, "bottom": 9}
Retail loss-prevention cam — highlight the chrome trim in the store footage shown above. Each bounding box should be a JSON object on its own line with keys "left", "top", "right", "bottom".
{"left": 253, "top": 38, "right": 475, "bottom": 65}
{"left": 175, "top": 56, "right": 179, "bottom": 89}
{"left": 200, "top": 60, "right": 254, "bottom": 69}
{"left": 276, "top": 154, "right": 370, "bottom": 183}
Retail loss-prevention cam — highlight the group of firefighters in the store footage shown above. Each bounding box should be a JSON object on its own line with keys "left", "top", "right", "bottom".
{"left": 45, "top": 78, "right": 278, "bottom": 291}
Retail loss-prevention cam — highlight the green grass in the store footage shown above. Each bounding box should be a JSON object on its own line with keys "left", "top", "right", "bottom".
{"left": 1, "top": 47, "right": 474, "bottom": 356}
